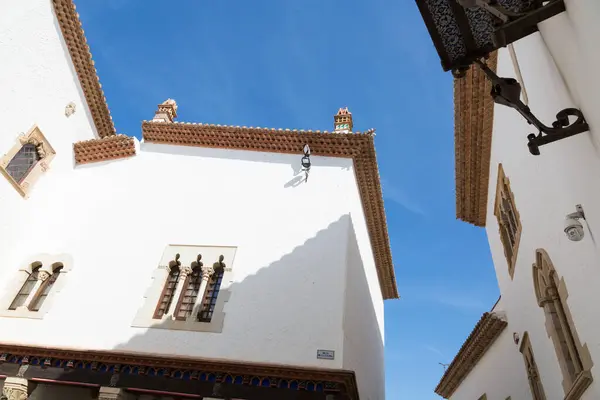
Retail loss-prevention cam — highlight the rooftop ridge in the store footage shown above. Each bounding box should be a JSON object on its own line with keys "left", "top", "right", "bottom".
{"left": 142, "top": 120, "right": 376, "bottom": 136}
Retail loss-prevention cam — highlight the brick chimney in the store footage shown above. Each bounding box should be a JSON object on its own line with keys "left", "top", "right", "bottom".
{"left": 334, "top": 107, "right": 353, "bottom": 133}
{"left": 152, "top": 99, "right": 178, "bottom": 123}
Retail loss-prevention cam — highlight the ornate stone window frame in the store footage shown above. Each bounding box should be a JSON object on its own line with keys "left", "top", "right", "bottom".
{"left": 493, "top": 164, "right": 522, "bottom": 279}
{"left": 0, "top": 125, "right": 56, "bottom": 198}
{"left": 532, "top": 249, "right": 593, "bottom": 399}
{"left": 519, "top": 331, "right": 547, "bottom": 400}
{"left": 0, "top": 254, "right": 73, "bottom": 319}
{"left": 132, "top": 245, "right": 237, "bottom": 333}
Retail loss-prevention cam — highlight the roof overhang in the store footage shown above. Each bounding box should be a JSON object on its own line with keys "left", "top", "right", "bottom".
{"left": 52, "top": 0, "right": 136, "bottom": 163}
{"left": 142, "top": 121, "right": 399, "bottom": 300}
{"left": 434, "top": 312, "right": 507, "bottom": 398}
{"left": 454, "top": 53, "right": 497, "bottom": 227}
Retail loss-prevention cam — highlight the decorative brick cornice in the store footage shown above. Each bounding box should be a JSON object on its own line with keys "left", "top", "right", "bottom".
{"left": 455, "top": 52, "right": 497, "bottom": 227}
{"left": 53, "top": 0, "right": 116, "bottom": 139}
{"left": 434, "top": 312, "right": 507, "bottom": 399}
{"left": 142, "top": 121, "right": 399, "bottom": 300}
{"left": 73, "top": 135, "right": 136, "bottom": 165}
{"left": 0, "top": 343, "right": 358, "bottom": 399}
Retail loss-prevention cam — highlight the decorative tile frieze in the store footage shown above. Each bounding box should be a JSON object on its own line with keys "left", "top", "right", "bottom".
{"left": 0, "top": 346, "right": 355, "bottom": 398}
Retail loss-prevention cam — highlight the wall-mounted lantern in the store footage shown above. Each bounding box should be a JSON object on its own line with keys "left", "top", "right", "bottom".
{"left": 301, "top": 144, "right": 311, "bottom": 182}
{"left": 414, "top": 0, "right": 589, "bottom": 155}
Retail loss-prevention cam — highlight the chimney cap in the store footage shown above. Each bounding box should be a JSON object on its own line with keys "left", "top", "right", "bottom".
{"left": 336, "top": 107, "right": 351, "bottom": 116}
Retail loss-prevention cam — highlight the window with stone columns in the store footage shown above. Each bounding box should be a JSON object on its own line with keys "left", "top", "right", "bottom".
{"left": 0, "top": 255, "right": 73, "bottom": 319}
{"left": 133, "top": 245, "right": 236, "bottom": 333}
{"left": 519, "top": 332, "right": 546, "bottom": 400}
{"left": 30, "top": 265, "right": 63, "bottom": 312}
{"left": 174, "top": 257, "right": 203, "bottom": 321}
{"left": 493, "top": 164, "right": 521, "bottom": 279}
{"left": 154, "top": 257, "right": 181, "bottom": 320}
{"left": 8, "top": 264, "right": 41, "bottom": 310}
{"left": 198, "top": 256, "right": 225, "bottom": 323}
{"left": 532, "top": 249, "right": 593, "bottom": 399}
{"left": 0, "top": 125, "right": 56, "bottom": 198}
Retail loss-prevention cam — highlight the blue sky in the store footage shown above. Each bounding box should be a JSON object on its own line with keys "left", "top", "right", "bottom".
{"left": 76, "top": 0, "right": 499, "bottom": 398}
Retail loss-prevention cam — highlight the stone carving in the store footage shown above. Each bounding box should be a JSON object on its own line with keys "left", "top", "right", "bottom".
{"left": 16, "top": 364, "right": 28, "bottom": 377}
{"left": 201, "top": 265, "right": 214, "bottom": 281}
{"left": 162, "top": 98, "right": 178, "bottom": 111}
{"left": 38, "top": 271, "right": 51, "bottom": 282}
{"left": 109, "top": 373, "right": 120, "bottom": 387}
{"left": 1, "top": 387, "right": 27, "bottom": 400}
{"left": 180, "top": 266, "right": 193, "bottom": 278}
{"left": 35, "top": 143, "right": 46, "bottom": 159}
{"left": 65, "top": 102, "right": 76, "bottom": 117}
{"left": 2, "top": 377, "right": 28, "bottom": 400}
{"left": 153, "top": 98, "right": 178, "bottom": 123}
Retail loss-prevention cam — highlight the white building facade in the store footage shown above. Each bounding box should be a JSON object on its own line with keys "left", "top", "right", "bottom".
{"left": 0, "top": 1, "right": 398, "bottom": 399}
{"left": 435, "top": 1, "right": 600, "bottom": 399}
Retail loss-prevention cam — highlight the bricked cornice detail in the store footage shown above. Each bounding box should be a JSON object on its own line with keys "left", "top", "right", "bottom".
{"left": 434, "top": 312, "right": 507, "bottom": 398}
{"left": 73, "top": 135, "right": 136, "bottom": 165}
{"left": 142, "top": 121, "right": 399, "bottom": 300}
{"left": 52, "top": 0, "right": 116, "bottom": 139}
{"left": 455, "top": 52, "right": 497, "bottom": 227}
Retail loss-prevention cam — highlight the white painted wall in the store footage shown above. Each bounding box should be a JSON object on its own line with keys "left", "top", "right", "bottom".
{"left": 449, "top": 320, "right": 531, "bottom": 400}
{"left": 482, "top": 3, "right": 600, "bottom": 398}
{"left": 0, "top": 138, "right": 383, "bottom": 372}
{"left": 0, "top": 1, "right": 387, "bottom": 396}
{"left": 343, "top": 219, "right": 385, "bottom": 400}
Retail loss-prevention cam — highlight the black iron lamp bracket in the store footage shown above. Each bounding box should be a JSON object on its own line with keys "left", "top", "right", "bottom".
{"left": 474, "top": 59, "right": 589, "bottom": 155}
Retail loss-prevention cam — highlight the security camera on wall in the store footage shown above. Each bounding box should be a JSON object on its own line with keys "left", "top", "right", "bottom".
{"left": 564, "top": 204, "right": 586, "bottom": 242}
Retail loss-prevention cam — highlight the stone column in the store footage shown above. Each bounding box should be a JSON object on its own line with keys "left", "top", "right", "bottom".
{"left": 97, "top": 387, "right": 133, "bottom": 400}
{"left": 191, "top": 264, "right": 215, "bottom": 318}
{"left": 166, "top": 265, "right": 192, "bottom": 319}
{"left": 20, "top": 270, "right": 50, "bottom": 309}
{"left": 2, "top": 377, "right": 28, "bottom": 400}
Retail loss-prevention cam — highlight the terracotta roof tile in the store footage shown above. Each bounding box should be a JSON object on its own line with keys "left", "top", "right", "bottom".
{"left": 434, "top": 312, "right": 507, "bottom": 398}
{"left": 74, "top": 135, "right": 136, "bottom": 165}
{"left": 455, "top": 52, "right": 497, "bottom": 227}
{"left": 142, "top": 121, "right": 399, "bottom": 300}
{"left": 53, "top": 0, "right": 116, "bottom": 139}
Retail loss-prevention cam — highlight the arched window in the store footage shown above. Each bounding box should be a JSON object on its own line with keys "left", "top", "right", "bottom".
{"left": 532, "top": 249, "right": 593, "bottom": 396}
{"left": 519, "top": 332, "right": 546, "bottom": 400}
{"left": 198, "top": 268, "right": 224, "bottom": 322}
{"left": 29, "top": 265, "right": 63, "bottom": 312}
{"left": 6, "top": 143, "right": 42, "bottom": 183}
{"left": 154, "top": 266, "right": 180, "bottom": 319}
{"left": 494, "top": 164, "right": 521, "bottom": 279}
{"left": 8, "top": 266, "right": 40, "bottom": 310}
{"left": 175, "top": 267, "right": 202, "bottom": 321}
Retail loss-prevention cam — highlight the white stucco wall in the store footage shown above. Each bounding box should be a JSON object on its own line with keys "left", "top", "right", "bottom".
{"left": 0, "top": 1, "right": 387, "bottom": 396}
{"left": 484, "top": 3, "right": 600, "bottom": 398}
{"left": 343, "top": 219, "right": 385, "bottom": 400}
{"left": 0, "top": 138, "right": 385, "bottom": 371}
{"left": 449, "top": 321, "right": 531, "bottom": 400}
